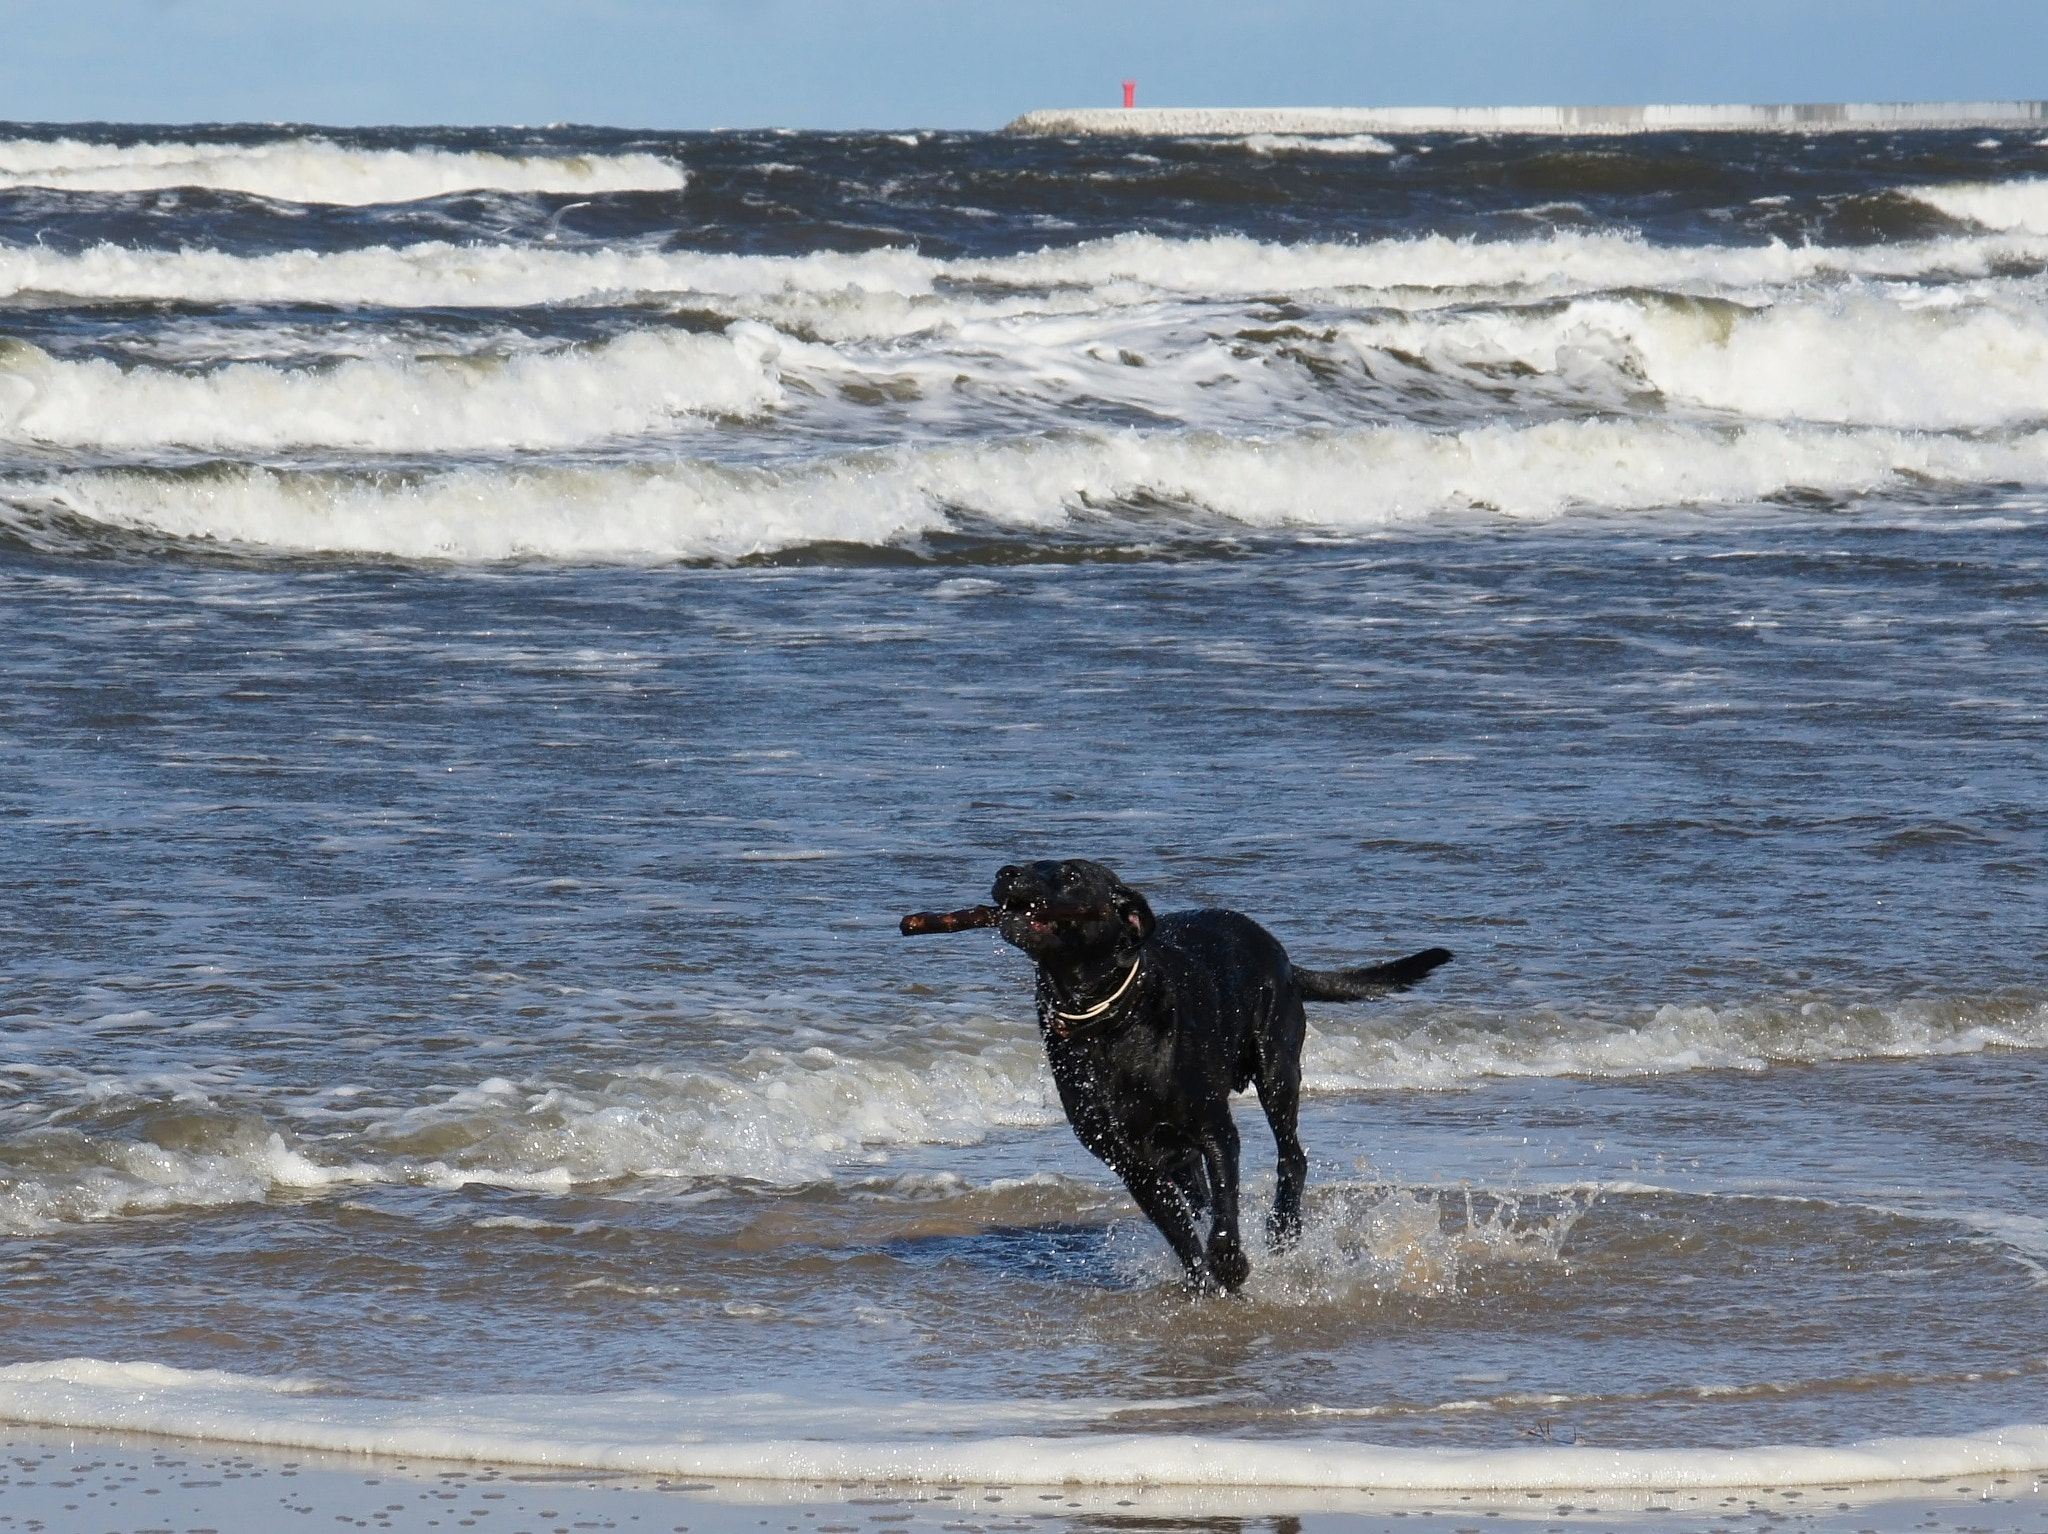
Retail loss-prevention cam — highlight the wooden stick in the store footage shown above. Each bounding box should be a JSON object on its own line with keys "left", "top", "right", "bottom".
{"left": 900, "top": 905, "right": 999, "bottom": 936}
{"left": 898, "top": 901, "right": 1112, "bottom": 936}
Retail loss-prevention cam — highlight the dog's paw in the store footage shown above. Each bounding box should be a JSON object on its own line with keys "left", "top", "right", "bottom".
{"left": 1206, "top": 1241, "right": 1251, "bottom": 1294}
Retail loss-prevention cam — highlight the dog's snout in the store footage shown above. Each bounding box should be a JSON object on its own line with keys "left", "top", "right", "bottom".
{"left": 993, "top": 860, "right": 1063, "bottom": 908}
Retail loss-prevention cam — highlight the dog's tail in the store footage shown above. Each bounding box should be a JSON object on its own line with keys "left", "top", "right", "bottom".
{"left": 1295, "top": 947, "right": 1453, "bottom": 1001}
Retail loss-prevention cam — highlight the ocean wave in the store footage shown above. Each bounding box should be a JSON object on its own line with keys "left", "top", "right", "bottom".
{"left": 957, "top": 228, "right": 2048, "bottom": 302}
{"left": 0, "top": 327, "right": 783, "bottom": 451}
{"left": 0, "top": 1036, "right": 1060, "bottom": 1234}
{"left": 0, "top": 136, "right": 685, "bottom": 204}
{"left": 1333, "top": 284, "right": 2048, "bottom": 430}
{"left": 13, "top": 419, "right": 2048, "bottom": 563}
{"left": 360, "top": 1040, "right": 1060, "bottom": 1188}
{"left": 2, "top": 993, "right": 2040, "bottom": 1233}
{"left": 1234, "top": 134, "right": 1397, "bottom": 156}
{"left": 1301, "top": 993, "right": 2048, "bottom": 1091}
{"left": 0, "top": 1118, "right": 384, "bottom": 1234}
{"left": 6, "top": 228, "right": 2048, "bottom": 312}
{"left": 0, "top": 240, "right": 938, "bottom": 309}
{"left": 2, "top": 1359, "right": 2045, "bottom": 1489}
{"left": 1905, "top": 175, "right": 2048, "bottom": 234}
{"left": 10, "top": 279, "right": 2046, "bottom": 456}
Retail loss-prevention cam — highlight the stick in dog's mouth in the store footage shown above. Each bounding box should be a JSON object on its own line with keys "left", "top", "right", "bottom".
{"left": 899, "top": 901, "right": 1110, "bottom": 936}
{"left": 899, "top": 904, "right": 999, "bottom": 936}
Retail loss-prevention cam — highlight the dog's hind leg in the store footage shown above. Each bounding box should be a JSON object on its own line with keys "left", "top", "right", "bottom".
{"left": 1255, "top": 1070, "right": 1308, "bottom": 1250}
{"left": 1254, "top": 994, "right": 1309, "bottom": 1249}
{"left": 1196, "top": 1112, "right": 1251, "bottom": 1292}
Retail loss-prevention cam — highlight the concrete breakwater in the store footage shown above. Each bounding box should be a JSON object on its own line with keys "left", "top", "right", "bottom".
{"left": 1005, "top": 101, "right": 2048, "bottom": 135}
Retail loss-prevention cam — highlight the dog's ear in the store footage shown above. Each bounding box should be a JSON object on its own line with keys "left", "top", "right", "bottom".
{"left": 1111, "top": 885, "right": 1156, "bottom": 942}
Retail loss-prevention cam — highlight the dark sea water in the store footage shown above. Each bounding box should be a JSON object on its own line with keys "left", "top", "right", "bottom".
{"left": 0, "top": 122, "right": 2045, "bottom": 1495}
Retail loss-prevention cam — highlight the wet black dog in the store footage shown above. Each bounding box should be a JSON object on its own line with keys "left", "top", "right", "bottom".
{"left": 992, "top": 857, "right": 1451, "bottom": 1293}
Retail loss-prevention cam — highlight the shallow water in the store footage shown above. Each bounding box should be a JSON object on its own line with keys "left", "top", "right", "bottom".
{"left": 0, "top": 122, "right": 2045, "bottom": 1488}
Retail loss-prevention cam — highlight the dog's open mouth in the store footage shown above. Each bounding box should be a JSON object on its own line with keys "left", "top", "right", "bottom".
{"left": 1006, "top": 902, "right": 1059, "bottom": 935}
{"left": 1002, "top": 899, "right": 1105, "bottom": 935}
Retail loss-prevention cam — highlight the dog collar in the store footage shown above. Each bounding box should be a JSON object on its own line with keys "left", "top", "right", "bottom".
{"left": 1048, "top": 955, "right": 1143, "bottom": 1036}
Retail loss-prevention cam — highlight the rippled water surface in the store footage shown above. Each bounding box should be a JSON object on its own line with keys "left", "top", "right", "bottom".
{"left": 0, "top": 122, "right": 2045, "bottom": 1486}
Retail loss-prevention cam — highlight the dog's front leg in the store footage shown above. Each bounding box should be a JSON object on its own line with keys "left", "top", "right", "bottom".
{"left": 1196, "top": 1114, "right": 1250, "bottom": 1293}
{"left": 1116, "top": 1158, "right": 1215, "bottom": 1287}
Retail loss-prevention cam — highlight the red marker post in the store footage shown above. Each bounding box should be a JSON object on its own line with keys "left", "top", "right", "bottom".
{"left": 1123, "top": 80, "right": 1137, "bottom": 109}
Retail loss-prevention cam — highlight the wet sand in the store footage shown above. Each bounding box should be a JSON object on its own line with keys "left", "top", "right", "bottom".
{"left": 5, "top": 1429, "right": 2046, "bottom": 1534}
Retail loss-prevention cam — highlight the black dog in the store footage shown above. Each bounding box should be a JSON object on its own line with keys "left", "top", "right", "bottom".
{"left": 992, "top": 858, "right": 1451, "bottom": 1293}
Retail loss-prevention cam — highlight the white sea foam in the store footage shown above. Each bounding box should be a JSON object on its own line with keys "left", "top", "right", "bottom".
{"left": 3, "top": 994, "right": 2040, "bottom": 1234}
{"left": 2, "top": 1359, "right": 2045, "bottom": 1490}
{"left": 0, "top": 1037, "right": 1059, "bottom": 1233}
{"left": 12, "top": 228, "right": 2048, "bottom": 448}
{"left": 5, "top": 228, "right": 2047, "bottom": 312}
{"left": 958, "top": 228, "right": 2048, "bottom": 303}
{"left": 1905, "top": 176, "right": 2048, "bottom": 234}
{"left": 366, "top": 1039, "right": 1060, "bottom": 1188}
{"left": 0, "top": 1358, "right": 321, "bottom": 1393}
{"left": 0, "top": 136, "right": 685, "bottom": 204}
{"left": 0, "top": 240, "right": 938, "bottom": 310}
{"left": 1235, "top": 134, "right": 1398, "bottom": 156}
{"left": 0, "top": 327, "right": 783, "bottom": 451}
{"left": 19, "top": 418, "right": 2048, "bottom": 562}
{"left": 1301, "top": 995, "right": 2048, "bottom": 1092}
{"left": 0, "top": 1124, "right": 382, "bottom": 1235}
{"left": 1336, "top": 284, "right": 2048, "bottom": 429}
{"left": 11, "top": 277, "right": 2048, "bottom": 458}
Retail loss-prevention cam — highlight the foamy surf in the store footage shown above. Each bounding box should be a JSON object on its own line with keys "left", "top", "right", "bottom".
{"left": 5, "top": 226, "right": 2048, "bottom": 311}
{"left": 15, "top": 418, "right": 2048, "bottom": 561}
{"left": 0, "top": 239, "right": 939, "bottom": 310}
{"left": 1300, "top": 994, "right": 2048, "bottom": 1090}
{"left": 1333, "top": 285, "right": 2048, "bottom": 430}
{"left": 22, "top": 280, "right": 2048, "bottom": 457}
{"left": 0, "top": 136, "right": 685, "bottom": 204}
{"left": 1, "top": 1360, "right": 2044, "bottom": 1491}
{"left": 0, "top": 1035, "right": 1062, "bottom": 1233}
{"left": 1234, "top": 134, "right": 1398, "bottom": 156}
{"left": 0, "top": 327, "right": 784, "bottom": 452}
{"left": 2, "top": 993, "right": 2041, "bottom": 1233}
{"left": 1906, "top": 175, "right": 2048, "bottom": 234}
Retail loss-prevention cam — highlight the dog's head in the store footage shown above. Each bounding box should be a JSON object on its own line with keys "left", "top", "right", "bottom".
{"left": 990, "top": 858, "right": 1156, "bottom": 964}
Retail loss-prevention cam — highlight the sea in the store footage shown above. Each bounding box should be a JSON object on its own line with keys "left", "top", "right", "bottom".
{"left": 0, "top": 121, "right": 2045, "bottom": 1515}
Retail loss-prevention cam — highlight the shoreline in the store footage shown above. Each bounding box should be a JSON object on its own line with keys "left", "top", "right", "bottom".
{"left": 4, "top": 1427, "right": 2047, "bottom": 1534}
{"left": 4, "top": 1362, "right": 2047, "bottom": 1495}
{"left": 1004, "top": 102, "right": 2048, "bottom": 135}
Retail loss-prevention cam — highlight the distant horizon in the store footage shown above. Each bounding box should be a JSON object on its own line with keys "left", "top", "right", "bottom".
{"left": 4, "top": 0, "right": 2048, "bottom": 132}
{"left": 7, "top": 91, "right": 2048, "bottom": 137}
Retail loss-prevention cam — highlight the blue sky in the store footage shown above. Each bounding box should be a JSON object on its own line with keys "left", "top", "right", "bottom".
{"left": 2, "top": 1, "right": 2046, "bottom": 129}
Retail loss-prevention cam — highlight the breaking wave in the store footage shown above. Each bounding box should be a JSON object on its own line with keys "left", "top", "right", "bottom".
{"left": 0, "top": 135, "right": 685, "bottom": 204}
{"left": 11, "top": 281, "right": 2048, "bottom": 457}
{"left": 1905, "top": 175, "right": 2048, "bottom": 234}
{"left": 1235, "top": 133, "right": 1398, "bottom": 156}
{"left": 1331, "top": 284, "right": 2048, "bottom": 430}
{"left": 10, "top": 419, "right": 2048, "bottom": 563}
{"left": 1300, "top": 993, "right": 2048, "bottom": 1091}
{"left": 0, "top": 1036, "right": 1060, "bottom": 1234}
{"left": 2, "top": 992, "right": 2040, "bottom": 1233}
{"left": 0, "top": 327, "right": 783, "bottom": 452}
{"left": 6, "top": 227, "right": 2048, "bottom": 310}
